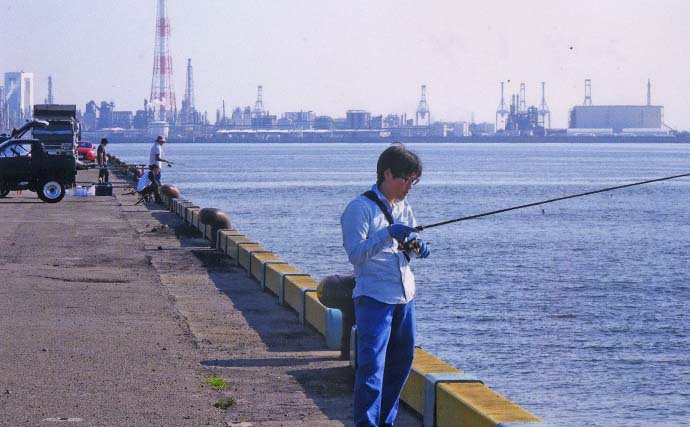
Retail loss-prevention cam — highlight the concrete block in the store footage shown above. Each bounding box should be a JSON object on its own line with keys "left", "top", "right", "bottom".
{"left": 436, "top": 382, "right": 540, "bottom": 427}
{"left": 260, "top": 260, "right": 288, "bottom": 291}
{"left": 224, "top": 235, "right": 253, "bottom": 264}
{"left": 263, "top": 263, "right": 300, "bottom": 296}
{"left": 278, "top": 273, "right": 311, "bottom": 306}
{"left": 282, "top": 275, "right": 318, "bottom": 312}
{"left": 402, "top": 348, "right": 461, "bottom": 415}
{"left": 216, "top": 229, "right": 241, "bottom": 251}
{"left": 237, "top": 243, "right": 267, "bottom": 271}
{"left": 423, "top": 373, "right": 483, "bottom": 427}
{"left": 249, "top": 252, "right": 283, "bottom": 282}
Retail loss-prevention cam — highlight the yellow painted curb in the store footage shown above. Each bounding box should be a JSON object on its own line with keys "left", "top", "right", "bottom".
{"left": 264, "top": 263, "right": 301, "bottom": 296}
{"left": 436, "top": 382, "right": 540, "bottom": 427}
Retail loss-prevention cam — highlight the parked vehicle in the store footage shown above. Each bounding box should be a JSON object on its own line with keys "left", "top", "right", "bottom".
{"left": 32, "top": 104, "right": 80, "bottom": 158}
{"left": 77, "top": 141, "right": 96, "bottom": 161}
{"left": 0, "top": 120, "right": 77, "bottom": 203}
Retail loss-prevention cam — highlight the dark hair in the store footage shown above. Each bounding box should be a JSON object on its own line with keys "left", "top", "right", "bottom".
{"left": 100, "top": 138, "right": 108, "bottom": 145}
{"left": 376, "top": 143, "right": 422, "bottom": 185}
{"left": 150, "top": 164, "right": 160, "bottom": 170}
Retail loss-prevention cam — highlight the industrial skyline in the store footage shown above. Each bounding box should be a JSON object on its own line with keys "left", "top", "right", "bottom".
{"left": 1, "top": 0, "right": 689, "bottom": 129}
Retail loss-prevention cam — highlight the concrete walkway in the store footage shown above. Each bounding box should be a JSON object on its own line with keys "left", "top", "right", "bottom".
{"left": 0, "top": 168, "right": 422, "bottom": 427}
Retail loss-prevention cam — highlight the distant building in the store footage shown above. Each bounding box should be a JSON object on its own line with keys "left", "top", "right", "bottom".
{"left": 83, "top": 101, "right": 98, "bottom": 131}
{"left": 133, "top": 110, "right": 148, "bottom": 130}
{"left": 370, "top": 115, "right": 383, "bottom": 129}
{"left": 346, "top": 110, "right": 371, "bottom": 129}
{"left": 0, "top": 85, "right": 8, "bottom": 130}
{"left": 430, "top": 122, "right": 449, "bottom": 137}
{"left": 469, "top": 122, "right": 495, "bottom": 136}
{"left": 569, "top": 105, "right": 663, "bottom": 133}
{"left": 4, "top": 72, "right": 34, "bottom": 128}
{"left": 384, "top": 114, "right": 401, "bottom": 128}
{"left": 230, "top": 107, "right": 252, "bottom": 128}
{"left": 281, "top": 111, "right": 315, "bottom": 129}
{"left": 452, "top": 122, "right": 469, "bottom": 137}
{"left": 251, "top": 114, "right": 276, "bottom": 129}
{"left": 276, "top": 117, "right": 292, "bottom": 129}
{"left": 504, "top": 94, "right": 542, "bottom": 135}
{"left": 314, "top": 116, "right": 335, "bottom": 130}
{"left": 96, "top": 101, "right": 114, "bottom": 130}
{"left": 112, "top": 111, "right": 133, "bottom": 129}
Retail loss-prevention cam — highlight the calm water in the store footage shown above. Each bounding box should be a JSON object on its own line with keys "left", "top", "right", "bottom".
{"left": 111, "top": 142, "right": 690, "bottom": 426}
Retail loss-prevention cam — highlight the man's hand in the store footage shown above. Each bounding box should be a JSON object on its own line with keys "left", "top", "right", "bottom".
{"left": 416, "top": 239, "right": 430, "bottom": 258}
{"left": 388, "top": 224, "right": 416, "bottom": 242}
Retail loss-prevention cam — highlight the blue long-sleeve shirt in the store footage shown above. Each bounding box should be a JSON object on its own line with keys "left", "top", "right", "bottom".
{"left": 340, "top": 184, "right": 417, "bottom": 304}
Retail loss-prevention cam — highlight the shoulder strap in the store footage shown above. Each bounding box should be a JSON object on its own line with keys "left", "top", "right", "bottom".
{"left": 362, "top": 190, "right": 394, "bottom": 225}
{"left": 362, "top": 190, "right": 411, "bottom": 261}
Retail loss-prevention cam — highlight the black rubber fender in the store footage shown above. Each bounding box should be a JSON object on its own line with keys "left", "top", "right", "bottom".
{"left": 318, "top": 274, "right": 356, "bottom": 359}
{"left": 199, "top": 208, "right": 232, "bottom": 246}
{"left": 160, "top": 184, "right": 180, "bottom": 199}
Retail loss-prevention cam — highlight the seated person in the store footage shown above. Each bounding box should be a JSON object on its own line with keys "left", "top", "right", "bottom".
{"left": 136, "top": 164, "right": 162, "bottom": 203}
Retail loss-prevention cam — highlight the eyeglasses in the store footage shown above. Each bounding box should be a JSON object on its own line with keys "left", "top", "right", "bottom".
{"left": 397, "top": 175, "right": 420, "bottom": 186}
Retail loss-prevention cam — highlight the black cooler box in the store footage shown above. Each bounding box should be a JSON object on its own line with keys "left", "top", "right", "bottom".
{"left": 95, "top": 183, "right": 113, "bottom": 196}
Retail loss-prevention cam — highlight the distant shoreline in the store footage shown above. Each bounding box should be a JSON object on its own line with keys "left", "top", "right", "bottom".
{"left": 83, "top": 133, "right": 690, "bottom": 144}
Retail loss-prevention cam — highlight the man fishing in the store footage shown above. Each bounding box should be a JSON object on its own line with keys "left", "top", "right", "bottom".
{"left": 149, "top": 135, "right": 172, "bottom": 179}
{"left": 340, "top": 143, "right": 430, "bottom": 427}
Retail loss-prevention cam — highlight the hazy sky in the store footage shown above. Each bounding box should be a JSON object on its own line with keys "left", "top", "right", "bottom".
{"left": 2, "top": 0, "right": 689, "bottom": 129}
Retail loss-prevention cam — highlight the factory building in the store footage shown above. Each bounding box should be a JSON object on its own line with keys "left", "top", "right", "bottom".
{"left": 278, "top": 111, "right": 315, "bottom": 129}
{"left": 346, "top": 110, "right": 371, "bottom": 129}
{"left": 230, "top": 107, "right": 252, "bottom": 128}
{"left": 133, "top": 110, "right": 149, "bottom": 130}
{"left": 314, "top": 116, "right": 335, "bottom": 130}
{"left": 112, "top": 111, "right": 133, "bottom": 129}
{"left": 370, "top": 115, "right": 383, "bottom": 129}
{"left": 3, "top": 71, "right": 34, "bottom": 128}
{"left": 384, "top": 114, "right": 403, "bottom": 128}
{"left": 470, "top": 122, "right": 495, "bottom": 136}
{"left": 0, "top": 85, "right": 7, "bottom": 130}
{"left": 251, "top": 114, "right": 276, "bottom": 129}
{"left": 452, "top": 122, "right": 469, "bottom": 137}
{"left": 569, "top": 105, "right": 663, "bottom": 133}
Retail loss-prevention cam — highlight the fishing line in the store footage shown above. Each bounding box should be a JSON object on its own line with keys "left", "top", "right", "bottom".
{"left": 416, "top": 172, "right": 690, "bottom": 232}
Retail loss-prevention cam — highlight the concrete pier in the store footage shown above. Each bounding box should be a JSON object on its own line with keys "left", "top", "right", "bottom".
{"left": 0, "top": 168, "right": 422, "bottom": 426}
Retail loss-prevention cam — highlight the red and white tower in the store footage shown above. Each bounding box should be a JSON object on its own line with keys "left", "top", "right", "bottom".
{"left": 149, "top": 0, "right": 176, "bottom": 122}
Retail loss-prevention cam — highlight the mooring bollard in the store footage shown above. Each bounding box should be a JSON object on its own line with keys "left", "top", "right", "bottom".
{"left": 160, "top": 184, "right": 180, "bottom": 199}
{"left": 199, "top": 208, "right": 232, "bottom": 247}
{"left": 160, "top": 184, "right": 181, "bottom": 209}
{"left": 317, "top": 274, "right": 356, "bottom": 360}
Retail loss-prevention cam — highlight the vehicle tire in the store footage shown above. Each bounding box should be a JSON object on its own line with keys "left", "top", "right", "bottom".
{"left": 38, "top": 180, "right": 65, "bottom": 203}
{"left": 0, "top": 189, "right": 9, "bottom": 198}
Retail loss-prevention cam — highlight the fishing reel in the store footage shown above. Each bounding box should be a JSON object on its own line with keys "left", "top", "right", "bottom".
{"left": 398, "top": 238, "right": 420, "bottom": 252}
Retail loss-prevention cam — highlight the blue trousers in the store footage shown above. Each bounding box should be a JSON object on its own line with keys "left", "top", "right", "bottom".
{"left": 354, "top": 296, "right": 415, "bottom": 427}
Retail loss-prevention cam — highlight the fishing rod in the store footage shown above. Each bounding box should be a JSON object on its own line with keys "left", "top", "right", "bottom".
{"left": 86, "top": 164, "right": 147, "bottom": 170}
{"left": 415, "top": 172, "right": 690, "bottom": 232}
{"left": 166, "top": 160, "right": 190, "bottom": 167}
